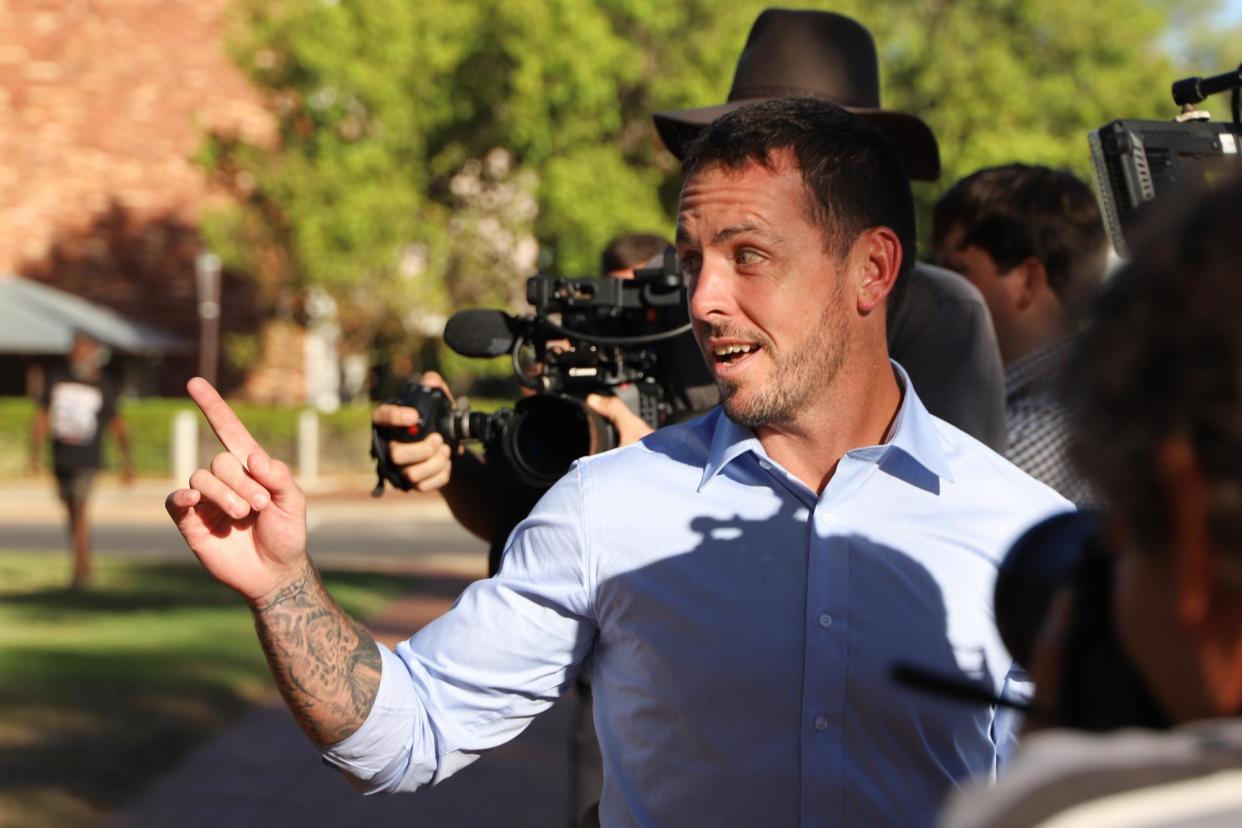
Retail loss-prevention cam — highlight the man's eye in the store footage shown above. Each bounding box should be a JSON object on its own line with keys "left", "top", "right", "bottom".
{"left": 679, "top": 254, "right": 702, "bottom": 276}
{"left": 735, "top": 248, "right": 763, "bottom": 266}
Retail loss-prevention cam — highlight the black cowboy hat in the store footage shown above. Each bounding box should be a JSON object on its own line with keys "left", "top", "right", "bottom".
{"left": 652, "top": 8, "right": 941, "bottom": 180}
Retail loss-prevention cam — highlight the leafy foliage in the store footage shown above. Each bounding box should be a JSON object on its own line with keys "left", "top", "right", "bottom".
{"left": 200, "top": 0, "right": 1218, "bottom": 382}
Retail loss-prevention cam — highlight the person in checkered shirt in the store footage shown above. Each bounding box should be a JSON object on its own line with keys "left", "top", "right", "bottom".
{"left": 931, "top": 165, "right": 1108, "bottom": 504}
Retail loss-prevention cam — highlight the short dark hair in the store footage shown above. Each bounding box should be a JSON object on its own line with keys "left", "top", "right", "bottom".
{"left": 680, "top": 97, "right": 917, "bottom": 288}
{"left": 1066, "top": 177, "right": 1242, "bottom": 556}
{"left": 600, "top": 232, "right": 671, "bottom": 274}
{"left": 932, "top": 164, "right": 1108, "bottom": 319}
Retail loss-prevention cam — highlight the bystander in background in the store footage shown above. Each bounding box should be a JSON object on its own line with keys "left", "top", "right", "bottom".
{"left": 933, "top": 164, "right": 1108, "bottom": 504}
{"left": 30, "top": 331, "right": 132, "bottom": 588}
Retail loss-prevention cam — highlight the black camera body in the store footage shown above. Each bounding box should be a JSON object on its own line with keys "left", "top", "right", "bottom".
{"left": 373, "top": 253, "right": 697, "bottom": 493}
{"left": 994, "top": 510, "right": 1169, "bottom": 731}
{"left": 518, "top": 261, "right": 687, "bottom": 436}
{"left": 1090, "top": 118, "right": 1242, "bottom": 258}
{"left": 891, "top": 510, "right": 1170, "bottom": 731}
{"left": 1089, "top": 63, "right": 1242, "bottom": 258}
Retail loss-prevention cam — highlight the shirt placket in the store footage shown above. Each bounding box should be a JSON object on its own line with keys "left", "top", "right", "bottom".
{"left": 798, "top": 454, "right": 874, "bottom": 828}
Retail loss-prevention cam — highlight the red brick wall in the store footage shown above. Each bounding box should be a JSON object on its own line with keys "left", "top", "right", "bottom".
{"left": 0, "top": 0, "right": 276, "bottom": 395}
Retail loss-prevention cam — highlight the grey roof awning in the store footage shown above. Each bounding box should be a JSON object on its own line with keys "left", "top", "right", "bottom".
{"left": 0, "top": 273, "right": 188, "bottom": 355}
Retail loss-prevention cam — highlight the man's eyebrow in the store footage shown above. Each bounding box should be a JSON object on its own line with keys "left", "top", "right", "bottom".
{"left": 715, "top": 222, "right": 781, "bottom": 245}
{"left": 677, "top": 222, "right": 777, "bottom": 247}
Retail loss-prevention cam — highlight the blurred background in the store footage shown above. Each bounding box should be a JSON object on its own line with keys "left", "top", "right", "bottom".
{"left": 1, "top": 1, "right": 1241, "bottom": 826}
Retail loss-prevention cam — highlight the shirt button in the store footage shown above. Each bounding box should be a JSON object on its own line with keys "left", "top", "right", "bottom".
{"left": 758, "top": 459, "right": 772, "bottom": 470}
{"left": 818, "top": 613, "right": 833, "bottom": 628}
{"left": 814, "top": 715, "right": 829, "bottom": 732}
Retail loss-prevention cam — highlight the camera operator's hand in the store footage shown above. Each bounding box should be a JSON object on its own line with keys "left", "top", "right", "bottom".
{"left": 372, "top": 370, "right": 456, "bottom": 493}
{"left": 586, "top": 392, "right": 654, "bottom": 447}
{"left": 165, "top": 378, "right": 308, "bottom": 606}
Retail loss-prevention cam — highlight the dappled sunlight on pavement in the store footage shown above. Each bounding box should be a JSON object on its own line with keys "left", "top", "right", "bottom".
{"left": 106, "top": 573, "right": 574, "bottom": 828}
{"left": 4, "top": 473, "right": 574, "bottom": 826}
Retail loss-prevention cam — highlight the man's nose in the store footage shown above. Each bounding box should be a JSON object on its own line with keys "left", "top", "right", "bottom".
{"left": 688, "top": 257, "right": 734, "bottom": 323}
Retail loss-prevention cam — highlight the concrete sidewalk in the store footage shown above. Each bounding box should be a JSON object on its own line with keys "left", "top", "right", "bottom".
{"left": 0, "top": 473, "right": 454, "bottom": 527}
{"left": 0, "top": 474, "right": 487, "bottom": 574}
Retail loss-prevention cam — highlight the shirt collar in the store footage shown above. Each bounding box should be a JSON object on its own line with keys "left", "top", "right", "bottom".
{"left": 698, "top": 360, "right": 955, "bottom": 492}
{"left": 698, "top": 409, "right": 764, "bottom": 491}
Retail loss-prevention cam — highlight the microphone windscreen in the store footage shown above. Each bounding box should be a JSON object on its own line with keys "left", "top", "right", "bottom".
{"left": 443, "top": 309, "right": 518, "bottom": 358}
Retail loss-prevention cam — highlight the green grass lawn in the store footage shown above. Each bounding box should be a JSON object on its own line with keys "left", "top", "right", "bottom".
{"left": 0, "top": 552, "right": 420, "bottom": 828}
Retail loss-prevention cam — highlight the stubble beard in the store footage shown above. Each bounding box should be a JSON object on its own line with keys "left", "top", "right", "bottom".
{"left": 709, "top": 301, "right": 849, "bottom": 429}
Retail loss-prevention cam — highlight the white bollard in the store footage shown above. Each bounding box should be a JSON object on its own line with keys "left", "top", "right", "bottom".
{"left": 171, "top": 410, "right": 198, "bottom": 486}
{"left": 298, "top": 409, "right": 319, "bottom": 489}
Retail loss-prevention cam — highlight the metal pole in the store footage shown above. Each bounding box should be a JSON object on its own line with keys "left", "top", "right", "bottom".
{"left": 297, "top": 409, "right": 319, "bottom": 488}
{"left": 195, "top": 251, "right": 222, "bottom": 385}
{"left": 171, "top": 409, "right": 198, "bottom": 486}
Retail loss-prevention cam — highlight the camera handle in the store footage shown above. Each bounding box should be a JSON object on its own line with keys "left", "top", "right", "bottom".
{"left": 370, "top": 384, "right": 452, "bottom": 497}
{"left": 1172, "top": 62, "right": 1242, "bottom": 129}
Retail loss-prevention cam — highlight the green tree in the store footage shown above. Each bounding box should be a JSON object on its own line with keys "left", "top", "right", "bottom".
{"left": 200, "top": 0, "right": 1203, "bottom": 385}
{"left": 865, "top": 0, "right": 1191, "bottom": 242}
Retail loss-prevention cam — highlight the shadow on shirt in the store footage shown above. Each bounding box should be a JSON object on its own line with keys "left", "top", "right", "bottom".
{"left": 588, "top": 497, "right": 1002, "bottom": 828}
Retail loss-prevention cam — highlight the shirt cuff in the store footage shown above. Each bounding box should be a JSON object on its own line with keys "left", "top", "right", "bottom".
{"left": 321, "top": 642, "right": 433, "bottom": 792}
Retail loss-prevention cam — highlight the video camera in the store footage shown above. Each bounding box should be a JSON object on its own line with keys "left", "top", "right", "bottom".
{"left": 892, "top": 510, "right": 1170, "bottom": 731}
{"left": 992, "top": 511, "right": 1168, "bottom": 731}
{"left": 372, "top": 251, "right": 694, "bottom": 494}
{"left": 1091, "top": 63, "right": 1242, "bottom": 258}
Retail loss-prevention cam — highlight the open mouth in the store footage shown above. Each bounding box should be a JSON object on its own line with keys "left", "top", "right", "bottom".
{"left": 710, "top": 342, "right": 762, "bottom": 372}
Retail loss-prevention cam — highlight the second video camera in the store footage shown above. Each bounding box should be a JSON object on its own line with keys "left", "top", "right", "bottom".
{"left": 374, "top": 252, "right": 696, "bottom": 493}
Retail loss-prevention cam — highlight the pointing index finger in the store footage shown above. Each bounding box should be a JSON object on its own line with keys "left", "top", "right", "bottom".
{"left": 187, "top": 377, "right": 264, "bottom": 463}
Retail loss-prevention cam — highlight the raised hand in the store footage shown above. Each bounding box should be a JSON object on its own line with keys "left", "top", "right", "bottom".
{"left": 165, "top": 377, "right": 308, "bottom": 606}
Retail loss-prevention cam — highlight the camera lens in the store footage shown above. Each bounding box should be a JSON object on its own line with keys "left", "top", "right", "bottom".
{"left": 505, "top": 395, "right": 617, "bottom": 488}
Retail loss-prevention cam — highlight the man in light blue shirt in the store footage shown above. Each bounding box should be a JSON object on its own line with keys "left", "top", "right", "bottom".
{"left": 166, "top": 99, "right": 1068, "bottom": 827}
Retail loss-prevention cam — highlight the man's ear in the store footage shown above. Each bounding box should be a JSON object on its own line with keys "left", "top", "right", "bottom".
{"left": 1010, "top": 257, "right": 1050, "bottom": 312}
{"left": 856, "top": 227, "right": 903, "bottom": 314}
{"left": 1157, "top": 436, "right": 1216, "bottom": 629}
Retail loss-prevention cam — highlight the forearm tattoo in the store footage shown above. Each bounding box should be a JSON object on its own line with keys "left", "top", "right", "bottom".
{"left": 253, "top": 562, "right": 382, "bottom": 746}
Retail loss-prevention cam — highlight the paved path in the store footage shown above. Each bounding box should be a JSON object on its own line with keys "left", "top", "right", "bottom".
{"left": 0, "top": 476, "right": 576, "bottom": 828}
{"left": 106, "top": 582, "right": 576, "bottom": 828}
{"left": 0, "top": 475, "right": 486, "bottom": 573}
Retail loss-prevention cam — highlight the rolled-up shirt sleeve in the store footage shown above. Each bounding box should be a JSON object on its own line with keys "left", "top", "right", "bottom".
{"left": 322, "top": 643, "right": 435, "bottom": 791}
{"left": 322, "top": 462, "right": 598, "bottom": 793}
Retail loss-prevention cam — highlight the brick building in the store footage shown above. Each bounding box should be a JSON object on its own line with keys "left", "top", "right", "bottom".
{"left": 0, "top": 0, "right": 292, "bottom": 397}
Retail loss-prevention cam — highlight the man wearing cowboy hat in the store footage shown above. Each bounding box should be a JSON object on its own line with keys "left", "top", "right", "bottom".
{"left": 653, "top": 8, "right": 1007, "bottom": 452}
